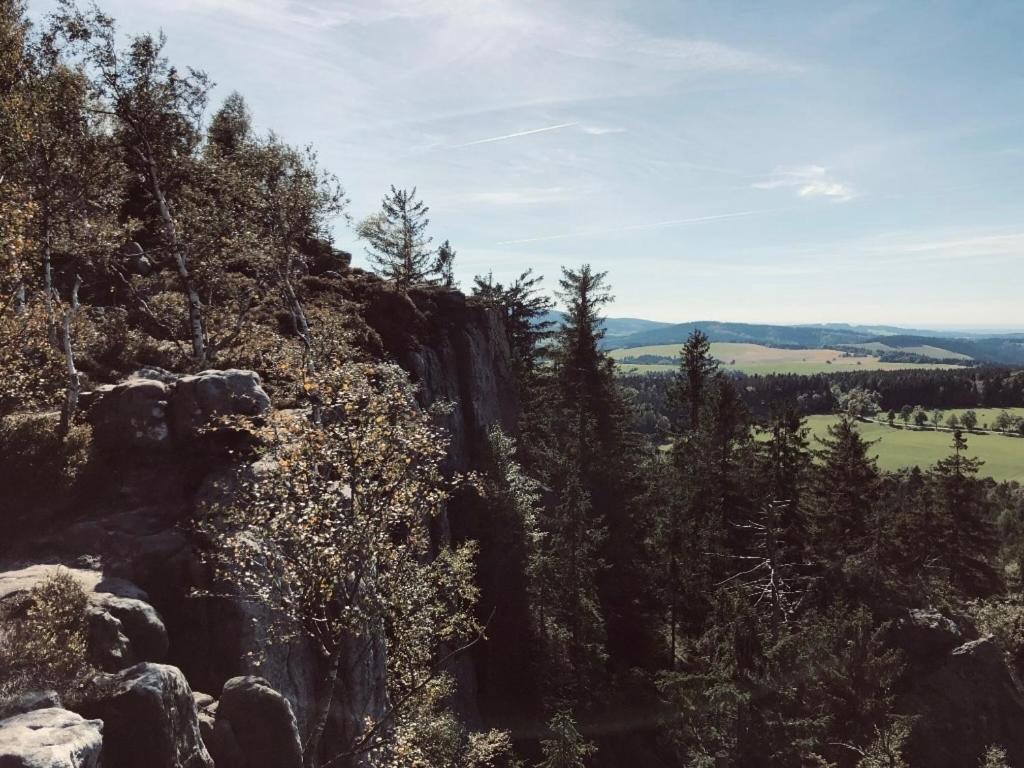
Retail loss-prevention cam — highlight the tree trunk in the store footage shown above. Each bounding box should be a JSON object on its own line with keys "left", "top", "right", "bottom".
{"left": 58, "top": 275, "right": 82, "bottom": 437}
{"left": 305, "top": 642, "right": 344, "bottom": 768}
{"left": 143, "top": 148, "right": 206, "bottom": 364}
{"left": 42, "top": 211, "right": 58, "bottom": 347}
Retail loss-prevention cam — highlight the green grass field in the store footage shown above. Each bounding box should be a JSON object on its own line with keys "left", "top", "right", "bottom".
{"left": 846, "top": 341, "right": 973, "bottom": 361}
{"left": 802, "top": 415, "right": 1024, "bottom": 483}
{"left": 610, "top": 342, "right": 965, "bottom": 376}
{"left": 919, "top": 407, "right": 1024, "bottom": 430}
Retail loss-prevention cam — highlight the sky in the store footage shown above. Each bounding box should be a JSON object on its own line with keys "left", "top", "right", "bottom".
{"left": 29, "top": 0, "right": 1024, "bottom": 327}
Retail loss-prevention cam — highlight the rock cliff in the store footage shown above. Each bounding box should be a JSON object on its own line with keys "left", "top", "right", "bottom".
{"left": 0, "top": 274, "right": 520, "bottom": 766}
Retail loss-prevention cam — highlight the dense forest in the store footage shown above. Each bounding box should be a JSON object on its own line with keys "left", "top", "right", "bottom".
{"left": 3, "top": 3, "right": 1024, "bottom": 768}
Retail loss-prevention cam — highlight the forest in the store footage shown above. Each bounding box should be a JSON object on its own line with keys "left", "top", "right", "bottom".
{"left": 2, "top": 3, "right": 1024, "bottom": 768}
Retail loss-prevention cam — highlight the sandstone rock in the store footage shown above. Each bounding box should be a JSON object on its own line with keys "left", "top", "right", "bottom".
{"left": 87, "top": 377, "right": 171, "bottom": 451}
{"left": 95, "top": 594, "right": 169, "bottom": 663}
{"left": 0, "top": 566, "right": 167, "bottom": 672}
{"left": 905, "top": 636, "right": 1024, "bottom": 767}
{"left": 0, "top": 690, "right": 60, "bottom": 721}
{"left": 890, "top": 608, "right": 970, "bottom": 665}
{"left": 169, "top": 369, "right": 271, "bottom": 440}
{"left": 0, "top": 708, "right": 102, "bottom": 768}
{"left": 84, "top": 603, "right": 131, "bottom": 671}
{"left": 73, "top": 663, "right": 213, "bottom": 768}
{"left": 206, "top": 676, "right": 302, "bottom": 768}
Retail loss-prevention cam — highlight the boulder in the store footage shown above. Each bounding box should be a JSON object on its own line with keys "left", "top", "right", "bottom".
{"left": 205, "top": 676, "right": 302, "bottom": 768}
{"left": 0, "top": 708, "right": 102, "bottom": 768}
{"left": 95, "top": 594, "right": 169, "bottom": 663}
{"left": 0, "top": 691, "right": 60, "bottom": 721}
{"left": 905, "top": 637, "right": 1024, "bottom": 767}
{"left": 0, "top": 566, "right": 167, "bottom": 673}
{"left": 890, "top": 608, "right": 971, "bottom": 666}
{"left": 169, "top": 369, "right": 271, "bottom": 440}
{"left": 87, "top": 377, "right": 171, "bottom": 451}
{"left": 73, "top": 662, "right": 213, "bottom": 768}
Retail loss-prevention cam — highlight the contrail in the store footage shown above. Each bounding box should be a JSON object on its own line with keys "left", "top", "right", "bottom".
{"left": 451, "top": 122, "right": 579, "bottom": 148}
{"left": 495, "top": 208, "right": 776, "bottom": 245}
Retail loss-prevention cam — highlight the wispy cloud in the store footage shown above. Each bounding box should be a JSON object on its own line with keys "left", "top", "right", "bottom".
{"left": 450, "top": 122, "right": 579, "bottom": 148}
{"left": 753, "top": 165, "right": 856, "bottom": 202}
{"left": 461, "top": 187, "right": 576, "bottom": 206}
{"left": 581, "top": 125, "right": 625, "bottom": 135}
{"left": 495, "top": 209, "right": 776, "bottom": 245}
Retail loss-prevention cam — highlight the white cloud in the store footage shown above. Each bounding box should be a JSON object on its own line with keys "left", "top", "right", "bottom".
{"left": 461, "top": 187, "right": 576, "bottom": 206}
{"left": 495, "top": 208, "right": 775, "bottom": 245}
{"left": 753, "top": 165, "right": 856, "bottom": 202}
{"left": 580, "top": 125, "right": 625, "bottom": 135}
{"left": 450, "top": 122, "right": 579, "bottom": 148}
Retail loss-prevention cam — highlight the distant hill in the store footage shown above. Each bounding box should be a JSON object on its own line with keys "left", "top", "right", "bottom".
{"left": 539, "top": 311, "right": 673, "bottom": 338}
{"left": 598, "top": 321, "right": 1024, "bottom": 366}
{"left": 601, "top": 320, "right": 874, "bottom": 350}
{"left": 855, "top": 335, "right": 1024, "bottom": 366}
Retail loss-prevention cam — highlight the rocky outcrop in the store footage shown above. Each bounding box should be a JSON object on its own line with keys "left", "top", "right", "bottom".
{"left": 86, "top": 368, "right": 271, "bottom": 452}
{"left": 202, "top": 676, "right": 303, "bottom": 768}
{"left": 341, "top": 280, "right": 519, "bottom": 724}
{"left": 73, "top": 662, "right": 213, "bottom": 768}
{"left": 170, "top": 369, "right": 273, "bottom": 440}
{"left": 0, "top": 708, "right": 103, "bottom": 768}
{"left": 4, "top": 280, "right": 521, "bottom": 760}
{"left": 0, "top": 565, "right": 168, "bottom": 673}
{"left": 904, "top": 633, "right": 1024, "bottom": 767}
{"left": 0, "top": 691, "right": 61, "bottom": 721}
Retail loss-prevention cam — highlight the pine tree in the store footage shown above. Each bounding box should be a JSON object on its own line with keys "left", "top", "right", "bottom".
{"left": 358, "top": 185, "right": 435, "bottom": 290}
{"left": 472, "top": 268, "right": 554, "bottom": 376}
{"left": 538, "top": 711, "right": 596, "bottom": 768}
{"left": 757, "top": 407, "right": 812, "bottom": 559}
{"left": 207, "top": 91, "right": 252, "bottom": 155}
{"left": 813, "top": 416, "right": 880, "bottom": 557}
{"left": 931, "top": 429, "right": 996, "bottom": 592}
{"left": 676, "top": 330, "right": 718, "bottom": 432}
{"left": 433, "top": 239, "right": 456, "bottom": 288}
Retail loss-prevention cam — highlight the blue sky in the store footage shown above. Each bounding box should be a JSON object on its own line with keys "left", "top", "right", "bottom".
{"left": 31, "top": 0, "right": 1024, "bottom": 326}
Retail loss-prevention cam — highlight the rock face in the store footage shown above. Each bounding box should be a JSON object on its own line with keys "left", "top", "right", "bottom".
{"left": 0, "top": 708, "right": 103, "bottom": 768}
{"left": 0, "top": 565, "right": 168, "bottom": 673}
{"left": 73, "top": 662, "right": 213, "bottom": 768}
{"left": 0, "top": 691, "right": 61, "bottom": 721}
{"left": 904, "top": 635, "right": 1024, "bottom": 767}
{"left": 169, "top": 369, "right": 273, "bottom": 440}
{"left": 4, "top": 285, "right": 520, "bottom": 761}
{"left": 86, "top": 368, "right": 271, "bottom": 452}
{"left": 87, "top": 376, "right": 171, "bottom": 450}
{"left": 204, "top": 676, "right": 303, "bottom": 768}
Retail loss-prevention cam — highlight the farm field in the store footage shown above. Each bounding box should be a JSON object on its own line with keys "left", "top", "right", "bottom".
{"left": 920, "top": 407, "right": 1024, "bottom": 430}
{"left": 610, "top": 342, "right": 965, "bottom": 375}
{"left": 802, "top": 415, "right": 1024, "bottom": 483}
{"left": 846, "top": 341, "right": 973, "bottom": 361}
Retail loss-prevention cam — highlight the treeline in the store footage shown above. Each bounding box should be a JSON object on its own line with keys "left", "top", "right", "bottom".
{"left": 5, "top": 2, "right": 1024, "bottom": 767}
{"left": 621, "top": 366, "right": 1024, "bottom": 439}
{"left": 475, "top": 305, "right": 1024, "bottom": 765}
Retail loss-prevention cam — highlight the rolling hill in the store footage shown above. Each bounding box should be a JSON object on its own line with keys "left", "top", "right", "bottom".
{"left": 598, "top": 321, "right": 1024, "bottom": 365}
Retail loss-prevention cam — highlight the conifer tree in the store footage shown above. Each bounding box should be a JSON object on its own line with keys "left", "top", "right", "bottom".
{"left": 358, "top": 185, "right": 435, "bottom": 290}
{"left": 538, "top": 711, "right": 597, "bottom": 768}
{"left": 472, "top": 268, "right": 554, "bottom": 376}
{"left": 434, "top": 239, "right": 456, "bottom": 288}
{"left": 932, "top": 429, "right": 995, "bottom": 591}
{"left": 813, "top": 416, "right": 880, "bottom": 557}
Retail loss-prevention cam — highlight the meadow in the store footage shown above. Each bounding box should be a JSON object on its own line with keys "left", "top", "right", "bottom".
{"left": 610, "top": 342, "right": 965, "bottom": 375}
{"left": 802, "top": 415, "right": 1024, "bottom": 483}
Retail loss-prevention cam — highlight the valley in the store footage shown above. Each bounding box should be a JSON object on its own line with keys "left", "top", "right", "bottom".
{"left": 610, "top": 341, "right": 967, "bottom": 375}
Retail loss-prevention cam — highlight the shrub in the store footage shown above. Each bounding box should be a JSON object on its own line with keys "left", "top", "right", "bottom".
{"left": 0, "top": 571, "right": 93, "bottom": 702}
{"left": 0, "top": 414, "right": 92, "bottom": 519}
